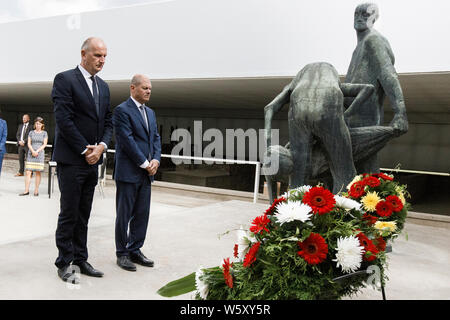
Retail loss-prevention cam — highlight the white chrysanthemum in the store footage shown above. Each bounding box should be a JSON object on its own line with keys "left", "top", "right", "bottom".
{"left": 334, "top": 195, "right": 362, "bottom": 211}
{"left": 195, "top": 266, "right": 209, "bottom": 300}
{"left": 281, "top": 185, "right": 312, "bottom": 200}
{"left": 333, "top": 236, "right": 364, "bottom": 274}
{"left": 281, "top": 185, "right": 312, "bottom": 199}
{"left": 274, "top": 201, "right": 312, "bottom": 225}
{"left": 293, "top": 185, "right": 312, "bottom": 194}
{"left": 236, "top": 226, "right": 255, "bottom": 260}
{"left": 347, "top": 175, "right": 363, "bottom": 190}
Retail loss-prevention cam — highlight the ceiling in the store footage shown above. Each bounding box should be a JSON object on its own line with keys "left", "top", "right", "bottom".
{"left": 0, "top": 72, "right": 449, "bottom": 116}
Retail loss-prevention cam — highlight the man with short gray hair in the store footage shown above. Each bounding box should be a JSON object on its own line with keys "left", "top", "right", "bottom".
{"left": 52, "top": 37, "right": 113, "bottom": 283}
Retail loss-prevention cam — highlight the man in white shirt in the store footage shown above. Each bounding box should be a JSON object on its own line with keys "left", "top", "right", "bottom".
{"left": 51, "top": 37, "right": 113, "bottom": 283}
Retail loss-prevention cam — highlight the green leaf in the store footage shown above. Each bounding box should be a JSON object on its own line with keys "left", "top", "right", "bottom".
{"left": 157, "top": 272, "right": 196, "bottom": 297}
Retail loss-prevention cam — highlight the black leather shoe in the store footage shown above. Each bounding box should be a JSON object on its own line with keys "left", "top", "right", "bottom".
{"left": 57, "top": 265, "right": 79, "bottom": 284}
{"left": 72, "top": 261, "right": 104, "bottom": 277}
{"left": 130, "top": 251, "right": 154, "bottom": 267}
{"left": 117, "top": 256, "right": 137, "bottom": 271}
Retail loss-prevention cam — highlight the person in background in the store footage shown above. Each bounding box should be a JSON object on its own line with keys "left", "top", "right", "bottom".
{"left": 19, "top": 117, "right": 48, "bottom": 196}
{"left": 0, "top": 109, "right": 7, "bottom": 178}
{"left": 15, "top": 114, "right": 32, "bottom": 177}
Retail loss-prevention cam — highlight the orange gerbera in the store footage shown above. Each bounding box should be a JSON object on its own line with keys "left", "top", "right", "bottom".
{"left": 297, "top": 233, "right": 328, "bottom": 265}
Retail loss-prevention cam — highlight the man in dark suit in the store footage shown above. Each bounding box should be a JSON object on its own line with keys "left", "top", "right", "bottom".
{"left": 52, "top": 37, "right": 113, "bottom": 283}
{"left": 15, "top": 114, "right": 32, "bottom": 176}
{"left": 113, "top": 74, "right": 161, "bottom": 271}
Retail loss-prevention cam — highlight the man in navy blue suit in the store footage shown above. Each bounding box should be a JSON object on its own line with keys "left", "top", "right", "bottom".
{"left": 113, "top": 74, "right": 161, "bottom": 271}
{"left": 52, "top": 37, "right": 113, "bottom": 283}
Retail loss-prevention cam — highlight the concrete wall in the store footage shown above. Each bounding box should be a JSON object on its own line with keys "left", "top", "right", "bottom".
{"left": 1, "top": 0, "right": 450, "bottom": 83}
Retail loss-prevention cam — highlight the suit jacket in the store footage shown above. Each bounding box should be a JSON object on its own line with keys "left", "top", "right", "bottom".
{"left": 0, "top": 119, "right": 7, "bottom": 155}
{"left": 51, "top": 66, "right": 113, "bottom": 166}
{"left": 16, "top": 122, "right": 32, "bottom": 149}
{"left": 112, "top": 97, "right": 161, "bottom": 183}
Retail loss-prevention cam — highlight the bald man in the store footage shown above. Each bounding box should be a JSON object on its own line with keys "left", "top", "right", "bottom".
{"left": 112, "top": 74, "right": 161, "bottom": 272}
{"left": 52, "top": 37, "right": 113, "bottom": 283}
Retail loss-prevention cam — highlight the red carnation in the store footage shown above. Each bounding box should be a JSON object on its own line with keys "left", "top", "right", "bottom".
{"left": 375, "top": 200, "right": 394, "bottom": 217}
{"left": 362, "top": 176, "right": 381, "bottom": 188}
{"left": 349, "top": 181, "right": 366, "bottom": 198}
{"left": 233, "top": 244, "right": 239, "bottom": 258}
{"left": 363, "top": 213, "right": 378, "bottom": 226}
{"left": 264, "top": 197, "right": 286, "bottom": 215}
{"left": 222, "top": 258, "right": 233, "bottom": 288}
{"left": 375, "top": 236, "right": 386, "bottom": 252}
{"left": 356, "top": 231, "right": 379, "bottom": 262}
{"left": 378, "top": 173, "right": 394, "bottom": 181}
{"left": 243, "top": 242, "right": 261, "bottom": 268}
{"left": 302, "top": 186, "right": 336, "bottom": 215}
{"left": 250, "top": 214, "right": 271, "bottom": 235}
{"left": 386, "top": 195, "right": 403, "bottom": 212}
{"left": 297, "top": 233, "right": 328, "bottom": 265}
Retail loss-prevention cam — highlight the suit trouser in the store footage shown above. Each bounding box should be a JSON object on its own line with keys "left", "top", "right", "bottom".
{"left": 115, "top": 177, "right": 151, "bottom": 257}
{"left": 55, "top": 163, "right": 98, "bottom": 269}
{"left": 18, "top": 146, "right": 27, "bottom": 174}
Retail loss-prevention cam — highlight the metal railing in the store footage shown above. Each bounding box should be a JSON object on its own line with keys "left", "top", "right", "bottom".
{"left": 6, "top": 140, "right": 262, "bottom": 203}
{"left": 106, "top": 149, "right": 262, "bottom": 203}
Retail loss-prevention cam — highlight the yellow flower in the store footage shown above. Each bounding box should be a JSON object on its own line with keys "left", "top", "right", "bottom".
{"left": 395, "top": 186, "right": 407, "bottom": 205}
{"left": 361, "top": 191, "right": 381, "bottom": 212}
{"left": 398, "top": 192, "right": 406, "bottom": 205}
{"left": 374, "top": 221, "right": 397, "bottom": 234}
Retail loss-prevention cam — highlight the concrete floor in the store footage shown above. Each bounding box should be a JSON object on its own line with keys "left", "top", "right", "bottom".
{"left": 0, "top": 166, "right": 449, "bottom": 300}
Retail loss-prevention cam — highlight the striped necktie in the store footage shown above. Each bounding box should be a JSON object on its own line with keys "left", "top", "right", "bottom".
{"left": 138, "top": 105, "right": 149, "bottom": 131}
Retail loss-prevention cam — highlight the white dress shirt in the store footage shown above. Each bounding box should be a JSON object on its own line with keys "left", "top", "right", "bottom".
{"left": 20, "top": 122, "right": 29, "bottom": 142}
{"left": 129, "top": 96, "right": 159, "bottom": 169}
{"left": 77, "top": 64, "right": 107, "bottom": 154}
{"left": 78, "top": 64, "right": 96, "bottom": 95}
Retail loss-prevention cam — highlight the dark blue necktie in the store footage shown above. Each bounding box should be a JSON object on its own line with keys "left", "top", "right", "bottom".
{"left": 90, "top": 75, "right": 100, "bottom": 116}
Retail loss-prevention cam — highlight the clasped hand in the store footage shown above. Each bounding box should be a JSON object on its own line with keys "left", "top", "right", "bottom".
{"left": 145, "top": 160, "right": 159, "bottom": 176}
{"left": 85, "top": 144, "right": 104, "bottom": 165}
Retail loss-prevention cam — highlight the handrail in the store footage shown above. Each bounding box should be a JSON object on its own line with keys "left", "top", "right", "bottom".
{"left": 106, "top": 149, "right": 262, "bottom": 203}
{"left": 6, "top": 140, "right": 449, "bottom": 202}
